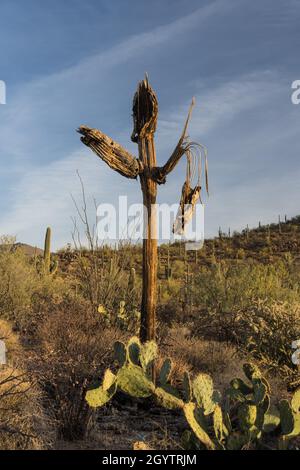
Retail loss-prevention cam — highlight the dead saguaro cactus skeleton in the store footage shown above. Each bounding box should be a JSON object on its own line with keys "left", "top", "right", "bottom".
{"left": 77, "top": 75, "right": 206, "bottom": 343}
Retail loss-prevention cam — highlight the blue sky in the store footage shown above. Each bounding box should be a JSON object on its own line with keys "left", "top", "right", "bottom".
{"left": 0, "top": 0, "right": 299, "bottom": 248}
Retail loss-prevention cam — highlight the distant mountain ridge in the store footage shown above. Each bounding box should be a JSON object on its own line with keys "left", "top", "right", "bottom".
{"left": 14, "top": 243, "right": 44, "bottom": 256}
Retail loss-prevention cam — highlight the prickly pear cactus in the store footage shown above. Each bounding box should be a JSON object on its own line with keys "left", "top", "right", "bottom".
{"left": 183, "top": 402, "right": 216, "bottom": 450}
{"left": 183, "top": 371, "right": 192, "bottom": 402}
{"left": 127, "top": 336, "right": 141, "bottom": 365}
{"left": 85, "top": 337, "right": 300, "bottom": 451}
{"left": 86, "top": 369, "right": 117, "bottom": 407}
{"left": 192, "top": 373, "right": 217, "bottom": 415}
{"left": 117, "top": 365, "right": 154, "bottom": 398}
{"left": 140, "top": 340, "right": 158, "bottom": 377}
{"left": 158, "top": 358, "right": 172, "bottom": 386}
{"left": 237, "top": 403, "right": 257, "bottom": 432}
{"left": 114, "top": 340, "right": 127, "bottom": 366}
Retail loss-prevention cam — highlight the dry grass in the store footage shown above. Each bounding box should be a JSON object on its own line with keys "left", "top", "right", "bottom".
{"left": 0, "top": 319, "right": 53, "bottom": 449}
{"left": 159, "top": 326, "right": 243, "bottom": 392}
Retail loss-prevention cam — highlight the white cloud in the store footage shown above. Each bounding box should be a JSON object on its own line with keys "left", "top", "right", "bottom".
{"left": 2, "top": 70, "right": 299, "bottom": 248}
{"left": 0, "top": 148, "right": 140, "bottom": 248}
{"left": 0, "top": 0, "right": 239, "bottom": 247}
{"left": 157, "top": 71, "right": 283, "bottom": 150}
{"left": 0, "top": 1, "right": 299, "bottom": 247}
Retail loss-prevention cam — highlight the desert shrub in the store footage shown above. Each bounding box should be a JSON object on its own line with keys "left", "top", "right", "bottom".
{"left": 191, "top": 258, "right": 300, "bottom": 377}
{"left": 194, "top": 299, "right": 300, "bottom": 377}
{"left": 170, "top": 260, "right": 185, "bottom": 279}
{"left": 157, "top": 278, "right": 184, "bottom": 325}
{"left": 0, "top": 244, "right": 37, "bottom": 327}
{"left": 160, "top": 327, "right": 242, "bottom": 391}
{"left": 97, "top": 300, "right": 141, "bottom": 334}
{"left": 193, "top": 259, "right": 300, "bottom": 314}
{"left": 30, "top": 296, "right": 124, "bottom": 440}
{"left": 70, "top": 249, "right": 141, "bottom": 328}
{"left": 0, "top": 319, "right": 52, "bottom": 449}
{"left": 0, "top": 239, "right": 71, "bottom": 333}
{"left": 223, "top": 300, "right": 300, "bottom": 371}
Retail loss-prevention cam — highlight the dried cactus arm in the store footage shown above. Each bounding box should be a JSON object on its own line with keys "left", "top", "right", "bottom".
{"left": 77, "top": 126, "right": 143, "bottom": 179}
{"left": 152, "top": 98, "right": 195, "bottom": 184}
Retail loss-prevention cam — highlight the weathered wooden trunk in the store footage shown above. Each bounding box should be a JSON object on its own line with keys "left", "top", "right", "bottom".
{"left": 78, "top": 75, "right": 205, "bottom": 350}
{"left": 138, "top": 136, "right": 157, "bottom": 342}
{"left": 131, "top": 77, "right": 159, "bottom": 343}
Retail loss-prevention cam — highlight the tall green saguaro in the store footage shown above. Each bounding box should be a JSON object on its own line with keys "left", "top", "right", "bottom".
{"left": 44, "top": 227, "right": 51, "bottom": 274}
{"left": 42, "top": 226, "right": 58, "bottom": 276}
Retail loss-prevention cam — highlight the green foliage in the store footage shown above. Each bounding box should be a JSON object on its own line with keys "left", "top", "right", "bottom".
{"left": 193, "top": 258, "right": 300, "bottom": 375}
{"left": 194, "top": 259, "right": 300, "bottom": 313}
{"left": 0, "top": 240, "right": 68, "bottom": 330}
{"left": 98, "top": 300, "right": 141, "bottom": 333}
{"left": 85, "top": 337, "right": 300, "bottom": 450}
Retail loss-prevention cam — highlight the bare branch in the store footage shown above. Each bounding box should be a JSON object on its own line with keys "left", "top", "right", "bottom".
{"left": 77, "top": 126, "right": 143, "bottom": 179}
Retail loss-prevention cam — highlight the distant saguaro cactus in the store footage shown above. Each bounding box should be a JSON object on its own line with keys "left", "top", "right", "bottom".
{"left": 266, "top": 224, "right": 271, "bottom": 243}
{"left": 128, "top": 267, "right": 136, "bottom": 291}
{"left": 246, "top": 224, "right": 249, "bottom": 240}
{"left": 165, "top": 248, "right": 172, "bottom": 280}
{"left": 42, "top": 227, "right": 58, "bottom": 276}
{"left": 44, "top": 227, "right": 51, "bottom": 273}
{"left": 278, "top": 215, "right": 282, "bottom": 234}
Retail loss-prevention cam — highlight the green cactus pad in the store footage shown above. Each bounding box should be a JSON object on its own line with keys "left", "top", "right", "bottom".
{"left": 102, "top": 369, "right": 117, "bottom": 392}
{"left": 279, "top": 400, "right": 294, "bottom": 435}
{"left": 114, "top": 341, "right": 127, "bottom": 366}
{"left": 158, "top": 358, "right": 172, "bottom": 385}
{"left": 140, "top": 341, "right": 158, "bottom": 372}
{"left": 253, "top": 379, "right": 268, "bottom": 405}
{"left": 192, "top": 373, "right": 216, "bottom": 415}
{"left": 183, "top": 402, "right": 216, "bottom": 450}
{"left": 117, "top": 365, "right": 155, "bottom": 398}
{"left": 291, "top": 388, "right": 300, "bottom": 413}
{"left": 155, "top": 387, "right": 184, "bottom": 410}
{"left": 183, "top": 371, "right": 192, "bottom": 402}
{"left": 213, "top": 404, "right": 227, "bottom": 444}
{"left": 230, "top": 378, "right": 253, "bottom": 395}
{"left": 237, "top": 403, "right": 257, "bottom": 432}
{"left": 225, "top": 387, "right": 246, "bottom": 403}
{"left": 243, "top": 363, "right": 261, "bottom": 381}
{"left": 127, "top": 337, "right": 141, "bottom": 365}
{"left": 86, "top": 384, "right": 116, "bottom": 408}
{"left": 263, "top": 407, "right": 281, "bottom": 433}
{"left": 160, "top": 382, "right": 181, "bottom": 399}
